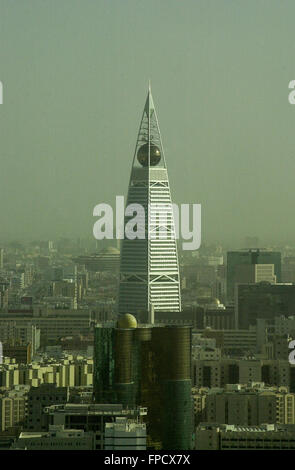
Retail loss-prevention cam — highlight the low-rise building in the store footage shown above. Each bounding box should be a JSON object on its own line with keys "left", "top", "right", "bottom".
{"left": 196, "top": 423, "right": 295, "bottom": 450}
{"left": 205, "top": 383, "right": 295, "bottom": 425}
{"left": 45, "top": 403, "right": 147, "bottom": 450}
{"left": 12, "top": 424, "right": 95, "bottom": 450}
{"left": 105, "top": 417, "right": 146, "bottom": 450}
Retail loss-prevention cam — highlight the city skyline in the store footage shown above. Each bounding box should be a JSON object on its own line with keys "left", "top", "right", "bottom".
{"left": 1, "top": 0, "right": 295, "bottom": 454}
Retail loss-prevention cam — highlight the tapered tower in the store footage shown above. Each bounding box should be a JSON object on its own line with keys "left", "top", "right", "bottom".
{"left": 118, "top": 86, "right": 181, "bottom": 317}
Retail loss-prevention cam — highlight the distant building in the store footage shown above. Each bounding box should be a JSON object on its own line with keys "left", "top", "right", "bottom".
{"left": 282, "top": 256, "right": 295, "bottom": 283}
{"left": 0, "top": 281, "right": 9, "bottom": 309}
{"left": 0, "top": 354, "right": 93, "bottom": 388}
{"left": 235, "top": 282, "right": 295, "bottom": 329}
{"left": 192, "top": 387, "right": 207, "bottom": 425}
{"left": 50, "top": 266, "right": 64, "bottom": 281}
{"left": 193, "top": 358, "right": 295, "bottom": 391}
{"left": 204, "top": 305, "right": 235, "bottom": 330}
{"left": 193, "top": 328, "right": 257, "bottom": 356}
{"left": 0, "top": 385, "right": 29, "bottom": 431}
{"left": 73, "top": 246, "right": 120, "bottom": 272}
{"left": 11, "top": 273, "right": 25, "bottom": 291}
{"left": 196, "top": 423, "right": 295, "bottom": 450}
{"left": 0, "top": 309, "right": 92, "bottom": 345}
{"left": 227, "top": 249, "right": 281, "bottom": 300}
{"left": 0, "top": 322, "right": 40, "bottom": 357}
{"left": 0, "top": 249, "right": 4, "bottom": 270}
{"left": 3, "top": 342, "right": 31, "bottom": 364}
{"left": 205, "top": 383, "right": 295, "bottom": 425}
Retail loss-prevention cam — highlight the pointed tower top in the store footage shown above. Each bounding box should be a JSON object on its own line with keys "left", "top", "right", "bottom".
{"left": 131, "top": 85, "right": 167, "bottom": 169}
{"left": 144, "top": 81, "right": 155, "bottom": 115}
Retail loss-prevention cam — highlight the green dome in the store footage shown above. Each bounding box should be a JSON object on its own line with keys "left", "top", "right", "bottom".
{"left": 117, "top": 313, "right": 138, "bottom": 329}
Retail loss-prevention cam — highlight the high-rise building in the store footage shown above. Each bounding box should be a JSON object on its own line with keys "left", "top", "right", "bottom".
{"left": 93, "top": 317, "right": 192, "bottom": 450}
{"left": 226, "top": 249, "right": 281, "bottom": 300}
{"left": 118, "top": 86, "right": 181, "bottom": 317}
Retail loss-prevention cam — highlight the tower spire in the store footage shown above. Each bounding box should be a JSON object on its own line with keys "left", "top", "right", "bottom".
{"left": 131, "top": 85, "right": 165, "bottom": 169}
{"left": 144, "top": 81, "right": 155, "bottom": 117}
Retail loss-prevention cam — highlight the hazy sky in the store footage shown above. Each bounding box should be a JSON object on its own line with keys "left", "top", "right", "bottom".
{"left": 1, "top": 0, "right": 295, "bottom": 245}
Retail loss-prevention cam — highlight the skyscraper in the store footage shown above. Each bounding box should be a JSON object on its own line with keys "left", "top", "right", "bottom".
{"left": 118, "top": 86, "right": 181, "bottom": 317}
{"left": 93, "top": 317, "right": 193, "bottom": 450}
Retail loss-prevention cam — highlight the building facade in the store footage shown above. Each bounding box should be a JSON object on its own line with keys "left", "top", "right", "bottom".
{"left": 118, "top": 87, "right": 181, "bottom": 317}
{"left": 227, "top": 249, "right": 281, "bottom": 300}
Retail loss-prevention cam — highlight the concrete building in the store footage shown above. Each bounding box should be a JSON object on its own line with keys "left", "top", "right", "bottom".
{"left": 0, "top": 309, "right": 91, "bottom": 345}
{"left": 191, "top": 387, "right": 207, "bottom": 426}
{"left": 3, "top": 342, "right": 31, "bottom": 364}
{"left": 105, "top": 417, "right": 146, "bottom": 450}
{"left": 195, "top": 423, "right": 295, "bottom": 450}
{"left": 193, "top": 328, "right": 257, "bottom": 356}
{"left": 193, "top": 346, "right": 221, "bottom": 361}
{"left": 11, "top": 273, "right": 25, "bottom": 291}
{"left": 26, "top": 383, "right": 69, "bottom": 431}
{"left": 235, "top": 282, "right": 295, "bottom": 329}
{"left": 204, "top": 306, "right": 235, "bottom": 330}
{"left": 273, "top": 315, "right": 295, "bottom": 337}
{"left": 0, "top": 281, "right": 9, "bottom": 309}
{"left": 205, "top": 383, "right": 295, "bottom": 425}
{"left": 12, "top": 424, "right": 95, "bottom": 450}
{"left": 0, "top": 355, "right": 93, "bottom": 388}
{"left": 45, "top": 403, "right": 147, "bottom": 450}
{"left": 0, "top": 321, "right": 40, "bottom": 358}
{"left": 0, "top": 385, "right": 29, "bottom": 431}
{"left": 227, "top": 249, "right": 281, "bottom": 300}
{"left": 232, "top": 263, "right": 276, "bottom": 288}
{"left": 194, "top": 358, "right": 295, "bottom": 391}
